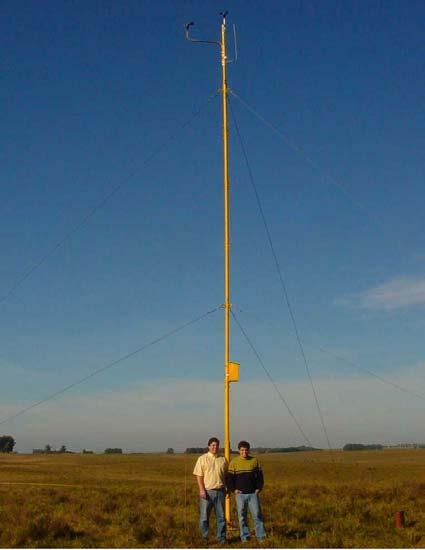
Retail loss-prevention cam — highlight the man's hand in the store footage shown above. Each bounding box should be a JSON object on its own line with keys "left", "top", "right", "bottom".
{"left": 196, "top": 476, "right": 207, "bottom": 499}
{"left": 235, "top": 490, "right": 242, "bottom": 495}
{"left": 255, "top": 489, "right": 261, "bottom": 495}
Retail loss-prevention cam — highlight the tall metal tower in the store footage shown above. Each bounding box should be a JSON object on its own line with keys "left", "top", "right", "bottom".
{"left": 186, "top": 12, "right": 239, "bottom": 524}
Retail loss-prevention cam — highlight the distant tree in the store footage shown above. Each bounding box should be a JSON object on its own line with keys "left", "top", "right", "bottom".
{"left": 104, "top": 448, "right": 122, "bottom": 454}
{"left": 343, "top": 443, "right": 365, "bottom": 451}
{"left": 82, "top": 449, "right": 94, "bottom": 454}
{"left": 249, "top": 446, "right": 319, "bottom": 454}
{"left": 166, "top": 448, "right": 175, "bottom": 454}
{"left": 343, "top": 443, "right": 383, "bottom": 451}
{"left": 44, "top": 444, "right": 52, "bottom": 453}
{"left": 0, "top": 436, "right": 15, "bottom": 453}
{"left": 59, "top": 445, "right": 67, "bottom": 453}
{"left": 185, "top": 447, "right": 206, "bottom": 454}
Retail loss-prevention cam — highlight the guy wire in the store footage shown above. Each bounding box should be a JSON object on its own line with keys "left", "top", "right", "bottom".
{"left": 0, "top": 306, "right": 220, "bottom": 427}
{"left": 231, "top": 310, "right": 313, "bottom": 448}
{"left": 229, "top": 101, "right": 333, "bottom": 452}
{"left": 0, "top": 92, "right": 219, "bottom": 308}
{"left": 236, "top": 305, "right": 425, "bottom": 404}
{"left": 230, "top": 91, "right": 425, "bottom": 350}
{"left": 229, "top": 90, "right": 385, "bottom": 227}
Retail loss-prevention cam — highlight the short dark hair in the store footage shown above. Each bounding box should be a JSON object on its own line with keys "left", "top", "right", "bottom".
{"left": 208, "top": 437, "right": 220, "bottom": 446}
{"left": 238, "top": 440, "right": 250, "bottom": 450}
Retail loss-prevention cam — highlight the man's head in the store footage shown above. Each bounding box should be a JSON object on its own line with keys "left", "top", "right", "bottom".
{"left": 238, "top": 440, "right": 250, "bottom": 459}
{"left": 208, "top": 437, "right": 220, "bottom": 455}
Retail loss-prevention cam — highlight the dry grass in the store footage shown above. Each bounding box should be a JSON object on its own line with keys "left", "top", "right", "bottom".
{"left": 1, "top": 449, "right": 425, "bottom": 547}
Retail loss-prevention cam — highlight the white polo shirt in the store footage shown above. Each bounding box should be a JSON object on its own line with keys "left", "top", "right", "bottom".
{"left": 193, "top": 451, "right": 227, "bottom": 490}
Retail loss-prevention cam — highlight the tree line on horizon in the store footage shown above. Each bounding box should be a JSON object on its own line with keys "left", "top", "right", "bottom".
{"left": 184, "top": 445, "right": 320, "bottom": 454}
{"left": 343, "top": 443, "right": 384, "bottom": 451}
{"left": 32, "top": 446, "right": 123, "bottom": 454}
{"left": 4, "top": 433, "right": 425, "bottom": 455}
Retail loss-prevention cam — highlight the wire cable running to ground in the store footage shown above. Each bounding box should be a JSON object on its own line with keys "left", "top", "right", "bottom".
{"left": 231, "top": 310, "right": 313, "bottom": 448}
{"left": 229, "top": 101, "right": 333, "bottom": 452}
{"left": 236, "top": 305, "right": 425, "bottom": 404}
{"left": 229, "top": 90, "right": 391, "bottom": 231}
{"left": 0, "top": 306, "right": 220, "bottom": 427}
{"left": 0, "top": 92, "right": 218, "bottom": 308}
{"left": 230, "top": 91, "right": 425, "bottom": 394}
{"left": 315, "top": 345, "right": 425, "bottom": 403}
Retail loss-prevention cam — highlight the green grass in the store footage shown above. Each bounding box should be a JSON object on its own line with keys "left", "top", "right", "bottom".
{"left": 1, "top": 450, "right": 425, "bottom": 547}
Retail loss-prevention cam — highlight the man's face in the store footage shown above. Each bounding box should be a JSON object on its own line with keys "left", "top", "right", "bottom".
{"left": 239, "top": 446, "right": 249, "bottom": 458}
{"left": 208, "top": 441, "right": 219, "bottom": 454}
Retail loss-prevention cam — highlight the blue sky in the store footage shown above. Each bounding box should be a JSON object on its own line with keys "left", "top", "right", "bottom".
{"left": 2, "top": 0, "right": 425, "bottom": 452}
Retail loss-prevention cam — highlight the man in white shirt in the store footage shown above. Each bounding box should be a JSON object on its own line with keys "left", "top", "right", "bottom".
{"left": 193, "top": 436, "right": 227, "bottom": 543}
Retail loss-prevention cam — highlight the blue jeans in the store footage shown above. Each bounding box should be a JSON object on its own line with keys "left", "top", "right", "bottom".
{"left": 235, "top": 492, "right": 266, "bottom": 541}
{"left": 199, "top": 489, "right": 226, "bottom": 542}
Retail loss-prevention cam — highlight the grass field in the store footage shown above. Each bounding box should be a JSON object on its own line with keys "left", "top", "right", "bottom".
{"left": 1, "top": 449, "right": 425, "bottom": 548}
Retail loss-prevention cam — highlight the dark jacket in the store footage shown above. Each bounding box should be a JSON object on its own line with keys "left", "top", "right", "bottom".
{"left": 226, "top": 455, "right": 264, "bottom": 494}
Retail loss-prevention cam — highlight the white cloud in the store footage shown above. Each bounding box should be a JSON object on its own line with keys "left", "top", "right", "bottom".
{"left": 2, "top": 368, "right": 425, "bottom": 453}
{"left": 342, "top": 276, "right": 425, "bottom": 311}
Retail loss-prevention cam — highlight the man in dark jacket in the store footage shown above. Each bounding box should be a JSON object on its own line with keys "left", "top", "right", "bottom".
{"left": 226, "top": 440, "right": 266, "bottom": 542}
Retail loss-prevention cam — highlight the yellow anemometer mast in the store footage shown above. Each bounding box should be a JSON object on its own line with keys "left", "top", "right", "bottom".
{"left": 186, "top": 12, "right": 239, "bottom": 525}
{"left": 221, "top": 10, "right": 232, "bottom": 525}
